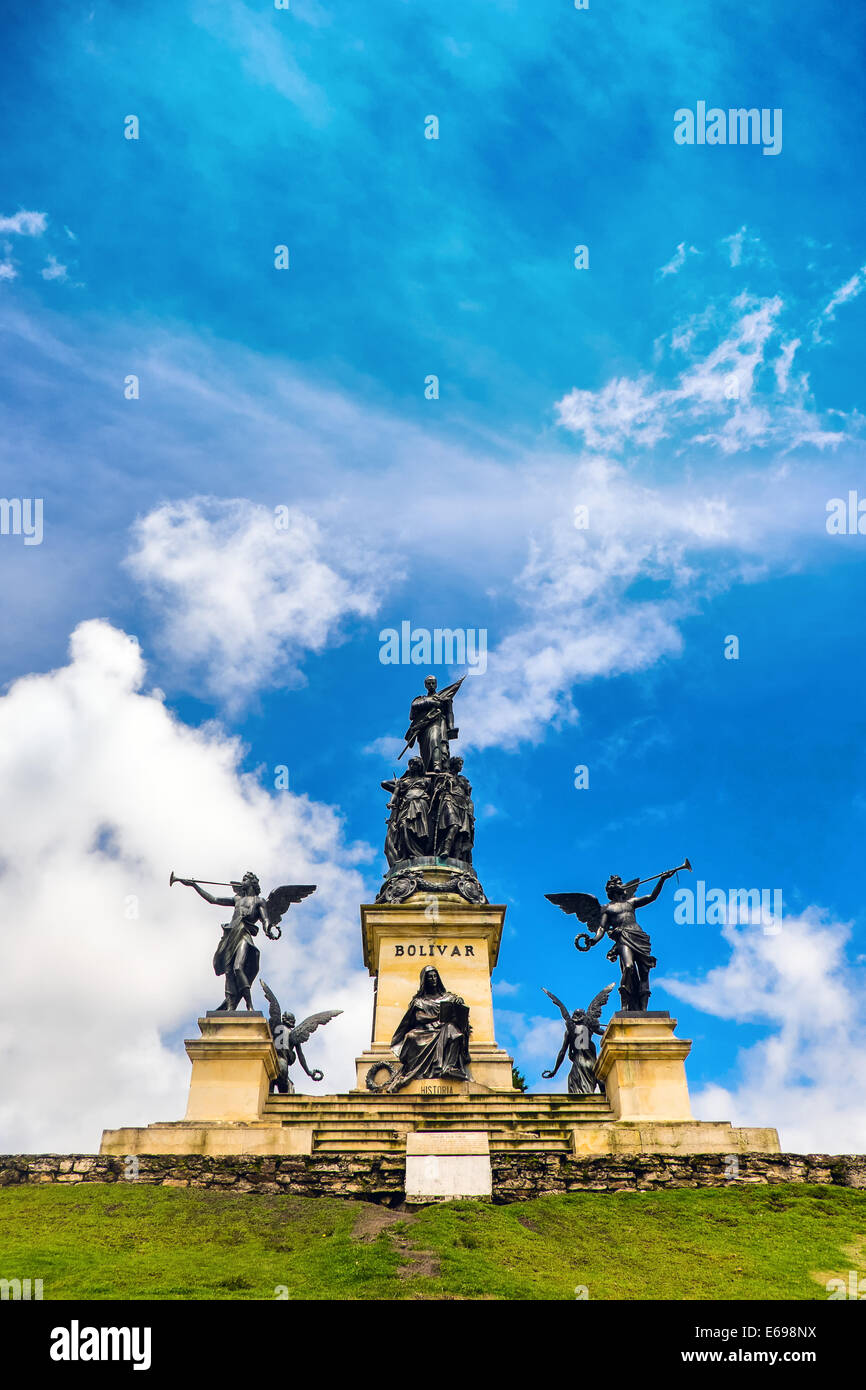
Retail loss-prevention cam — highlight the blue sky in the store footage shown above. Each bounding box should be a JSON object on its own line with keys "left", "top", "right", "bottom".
{"left": 1, "top": 0, "right": 865, "bottom": 1151}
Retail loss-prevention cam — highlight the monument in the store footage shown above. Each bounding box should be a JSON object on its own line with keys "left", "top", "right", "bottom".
{"left": 101, "top": 678, "right": 780, "bottom": 1197}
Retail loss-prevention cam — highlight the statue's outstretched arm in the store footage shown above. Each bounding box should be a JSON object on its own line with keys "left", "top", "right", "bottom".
{"left": 295, "top": 1044, "right": 323, "bottom": 1082}
{"left": 188, "top": 881, "right": 234, "bottom": 907}
{"left": 634, "top": 868, "right": 676, "bottom": 909}
{"left": 542, "top": 1034, "right": 569, "bottom": 1080}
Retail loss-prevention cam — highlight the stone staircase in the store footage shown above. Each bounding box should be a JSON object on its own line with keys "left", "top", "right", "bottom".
{"left": 262, "top": 1092, "right": 615, "bottom": 1155}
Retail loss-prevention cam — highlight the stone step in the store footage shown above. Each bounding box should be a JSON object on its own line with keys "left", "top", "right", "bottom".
{"left": 265, "top": 1101, "right": 608, "bottom": 1113}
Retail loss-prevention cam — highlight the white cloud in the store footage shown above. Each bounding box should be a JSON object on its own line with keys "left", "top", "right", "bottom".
{"left": 457, "top": 453, "right": 808, "bottom": 751}
{"left": 125, "top": 497, "right": 387, "bottom": 707}
{"left": 721, "top": 225, "right": 767, "bottom": 268}
{"left": 40, "top": 255, "right": 68, "bottom": 282}
{"left": 0, "top": 619, "right": 374, "bottom": 1152}
{"left": 0, "top": 261, "right": 16, "bottom": 282}
{"left": 556, "top": 294, "right": 851, "bottom": 456}
{"left": 660, "top": 911, "right": 866, "bottom": 1152}
{"left": 813, "top": 264, "right": 866, "bottom": 343}
{"left": 0, "top": 210, "right": 47, "bottom": 236}
{"left": 658, "top": 241, "right": 698, "bottom": 277}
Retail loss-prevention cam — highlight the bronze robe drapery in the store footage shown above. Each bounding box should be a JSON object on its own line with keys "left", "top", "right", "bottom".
{"left": 387, "top": 968, "right": 471, "bottom": 1091}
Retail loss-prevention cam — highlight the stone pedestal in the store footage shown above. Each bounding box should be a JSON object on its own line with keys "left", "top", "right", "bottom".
{"left": 354, "top": 866, "right": 515, "bottom": 1093}
{"left": 184, "top": 1012, "right": 277, "bottom": 1122}
{"left": 595, "top": 1012, "right": 693, "bottom": 1122}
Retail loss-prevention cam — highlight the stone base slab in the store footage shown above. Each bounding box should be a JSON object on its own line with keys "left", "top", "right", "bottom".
{"left": 100, "top": 1122, "right": 314, "bottom": 1158}
{"left": 571, "top": 1121, "right": 781, "bottom": 1156}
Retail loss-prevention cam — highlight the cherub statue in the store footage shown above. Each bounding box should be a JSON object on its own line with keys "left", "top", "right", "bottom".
{"left": 260, "top": 981, "right": 342, "bottom": 1093}
{"left": 171, "top": 870, "right": 316, "bottom": 1011}
{"left": 541, "top": 983, "right": 615, "bottom": 1094}
{"left": 546, "top": 866, "right": 682, "bottom": 1012}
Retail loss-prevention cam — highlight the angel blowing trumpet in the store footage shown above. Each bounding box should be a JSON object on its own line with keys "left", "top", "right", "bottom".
{"left": 170, "top": 870, "right": 316, "bottom": 1012}
{"left": 545, "top": 859, "right": 691, "bottom": 1013}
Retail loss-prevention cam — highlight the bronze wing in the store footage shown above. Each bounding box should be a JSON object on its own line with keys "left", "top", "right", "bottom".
{"left": 545, "top": 892, "right": 603, "bottom": 932}
{"left": 542, "top": 987, "right": 572, "bottom": 1026}
{"left": 585, "top": 982, "right": 616, "bottom": 1027}
{"left": 260, "top": 979, "right": 283, "bottom": 1033}
{"left": 264, "top": 884, "right": 317, "bottom": 935}
{"left": 289, "top": 1010, "right": 343, "bottom": 1047}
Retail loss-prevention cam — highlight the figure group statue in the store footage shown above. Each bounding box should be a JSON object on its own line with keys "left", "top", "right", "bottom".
{"left": 366, "top": 966, "right": 472, "bottom": 1093}
{"left": 170, "top": 870, "right": 316, "bottom": 1012}
{"left": 381, "top": 676, "right": 475, "bottom": 868}
{"left": 541, "top": 983, "right": 615, "bottom": 1094}
{"left": 382, "top": 753, "right": 474, "bottom": 867}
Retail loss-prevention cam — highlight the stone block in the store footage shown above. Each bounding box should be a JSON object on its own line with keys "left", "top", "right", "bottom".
{"left": 405, "top": 1129, "right": 492, "bottom": 1202}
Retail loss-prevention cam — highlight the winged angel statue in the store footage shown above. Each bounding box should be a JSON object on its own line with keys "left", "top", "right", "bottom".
{"left": 172, "top": 870, "right": 316, "bottom": 1011}
{"left": 261, "top": 981, "right": 342, "bottom": 1093}
{"left": 541, "top": 983, "right": 615, "bottom": 1094}
{"left": 545, "top": 868, "right": 679, "bottom": 1013}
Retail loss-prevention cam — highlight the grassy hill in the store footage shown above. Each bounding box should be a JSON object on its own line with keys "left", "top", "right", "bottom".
{"left": 1, "top": 1182, "right": 864, "bottom": 1300}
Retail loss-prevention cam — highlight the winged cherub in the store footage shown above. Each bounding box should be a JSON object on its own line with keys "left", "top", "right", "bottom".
{"left": 545, "top": 868, "right": 678, "bottom": 1013}
{"left": 174, "top": 871, "right": 316, "bottom": 1011}
{"left": 541, "top": 983, "right": 615, "bottom": 1094}
{"left": 260, "top": 981, "right": 342, "bottom": 1093}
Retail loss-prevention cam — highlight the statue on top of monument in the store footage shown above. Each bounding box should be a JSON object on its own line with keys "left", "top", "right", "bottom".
{"left": 540, "top": 982, "right": 615, "bottom": 1094}
{"left": 377, "top": 675, "right": 486, "bottom": 904}
{"left": 400, "top": 673, "right": 465, "bottom": 772}
{"left": 260, "top": 980, "right": 342, "bottom": 1094}
{"left": 170, "top": 870, "right": 316, "bottom": 1012}
{"left": 545, "top": 859, "right": 691, "bottom": 1012}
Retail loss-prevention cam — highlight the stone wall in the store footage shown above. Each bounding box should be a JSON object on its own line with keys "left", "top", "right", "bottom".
{"left": 491, "top": 1152, "right": 866, "bottom": 1200}
{"left": 1, "top": 1152, "right": 864, "bottom": 1203}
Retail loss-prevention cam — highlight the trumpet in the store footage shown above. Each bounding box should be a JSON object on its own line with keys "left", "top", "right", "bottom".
{"left": 169, "top": 871, "right": 236, "bottom": 888}
{"left": 623, "top": 858, "right": 692, "bottom": 893}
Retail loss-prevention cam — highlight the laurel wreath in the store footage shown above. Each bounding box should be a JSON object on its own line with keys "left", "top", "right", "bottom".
{"left": 365, "top": 1060, "right": 399, "bottom": 1093}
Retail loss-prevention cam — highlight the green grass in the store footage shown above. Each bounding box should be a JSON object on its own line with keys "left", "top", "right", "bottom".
{"left": 0, "top": 1183, "right": 863, "bottom": 1300}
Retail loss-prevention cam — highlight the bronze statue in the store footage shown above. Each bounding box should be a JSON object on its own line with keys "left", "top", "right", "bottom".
{"left": 366, "top": 966, "right": 471, "bottom": 1092}
{"left": 546, "top": 861, "right": 690, "bottom": 1011}
{"left": 541, "top": 983, "right": 615, "bottom": 1094}
{"left": 434, "top": 755, "right": 475, "bottom": 863}
{"left": 170, "top": 870, "right": 316, "bottom": 1011}
{"left": 260, "top": 981, "right": 342, "bottom": 1093}
{"left": 399, "top": 674, "right": 465, "bottom": 772}
{"left": 381, "top": 756, "right": 433, "bottom": 863}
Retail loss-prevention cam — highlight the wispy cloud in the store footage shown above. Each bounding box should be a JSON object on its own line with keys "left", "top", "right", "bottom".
{"left": 661, "top": 910, "right": 866, "bottom": 1152}
{"left": 0, "top": 209, "right": 47, "bottom": 236}
{"left": 40, "top": 255, "right": 68, "bottom": 282}
{"left": 813, "top": 264, "right": 866, "bottom": 343}
{"left": 556, "top": 291, "right": 853, "bottom": 456}
{"left": 658, "top": 241, "right": 698, "bottom": 277}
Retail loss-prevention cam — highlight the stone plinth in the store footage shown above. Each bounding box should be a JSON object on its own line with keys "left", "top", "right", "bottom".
{"left": 355, "top": 869, "right": 515, "bottom": 1093}
{"left": 183, "top": 1012, "right": 277, "bottom": 1122}
{"left": 596, "top": 1012, "right": 693, "bottom": 1122}
{"left": 405, "top": 1130, "right": 492, "bottom": 1202}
